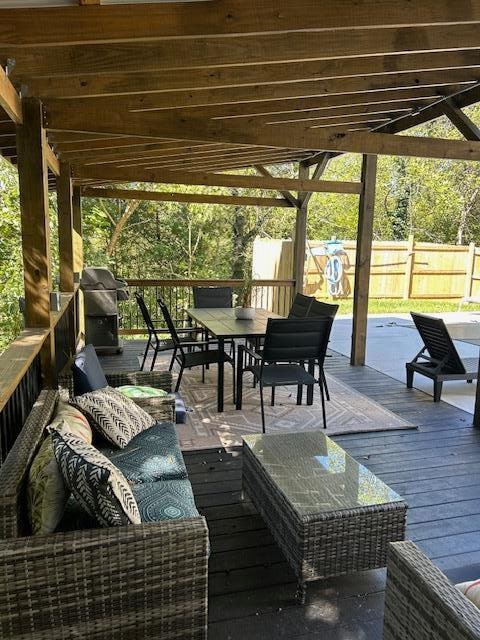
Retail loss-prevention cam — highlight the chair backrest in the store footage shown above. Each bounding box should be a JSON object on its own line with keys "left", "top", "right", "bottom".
{"left": 288, "top": 293, "right": 313, "bottom": 318}
{"left": 410, "top": 312, "right": 465, "bottom": 374}
{"left": 192, "top": 286, "right": 233, "bottom": 308}
{"left": 134, "top": 292, "right": 157, "bottom": 337}
{"left": 262, "top": 317, "right": 333, "bottom": 364}
{"left": 307, "top": 299, "right": 339, "bottom": 320}
{"left": 157, "top": 296, "right": 182, "bottom": 348}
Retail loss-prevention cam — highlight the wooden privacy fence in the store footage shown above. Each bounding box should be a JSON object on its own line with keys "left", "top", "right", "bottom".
{"left": 253, "top": 236, "right": 480, "bottom": 300}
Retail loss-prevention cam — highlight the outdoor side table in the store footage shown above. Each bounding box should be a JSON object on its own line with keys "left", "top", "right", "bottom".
{"left": 242, "top": 431, "right": 407, "bottom": 603}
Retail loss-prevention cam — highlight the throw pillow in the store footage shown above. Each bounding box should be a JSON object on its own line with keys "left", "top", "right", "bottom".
{"left": 51, "top": 429, "right": 141, "bottom": 527}
{"left": 71, "top": 386, "right": 155, "bottom": 448}
{"left": 48, "top": 400, "right": 93, "bottom": 444}
{"left": 117, "top": 385, "right": 168, "bottom": 399}
{"left": 456, "top": 579, "right": 480, "bottom": 608}
{"left": 71, "top": 343, "right": 108, "bottom": 396}
{"left": 27, "top": 432, "right": 68, "bottom": 535}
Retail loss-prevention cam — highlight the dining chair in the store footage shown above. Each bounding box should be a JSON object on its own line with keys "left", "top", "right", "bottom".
{"left": 305, "top": 298, "right": 339, "bottom": 401}
{"left": 192, "top": 286, "right": 233, "bottom": 308}
{"left": 158, "top": 296, "right": 236, "bottom": 397}
{"left": 135, "top": 292, "right": 201, "bottom": 371}
{"left": 236, "top": 317, "right": 333, "bottom": 432}
{"left": 407, "top": 312, "right": 478, "bottom": 401}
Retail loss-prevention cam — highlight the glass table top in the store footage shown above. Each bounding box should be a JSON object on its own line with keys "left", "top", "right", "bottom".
{"left": 243, "top": 431, "right": 404, "bottom": 518}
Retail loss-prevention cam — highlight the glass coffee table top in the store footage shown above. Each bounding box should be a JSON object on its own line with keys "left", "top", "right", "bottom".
{"left": 243, "top": 431, "right": 404, "bottom": 518}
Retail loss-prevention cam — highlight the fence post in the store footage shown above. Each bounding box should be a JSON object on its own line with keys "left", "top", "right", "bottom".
{"left": 403, "top": 234, "right": 415, "bottom": 300}
{"left": 464, "top": 242, "right": 476, "bottom": 300}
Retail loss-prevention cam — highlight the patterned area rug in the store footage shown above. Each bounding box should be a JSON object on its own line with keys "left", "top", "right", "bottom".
{"left": 140, "top": 357, "right": 416, "bottom": 450}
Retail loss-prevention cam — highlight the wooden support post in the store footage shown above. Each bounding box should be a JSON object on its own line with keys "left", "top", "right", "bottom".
{"left": 16, "top": 97, "right": 56, "bottom": 386}
{"left": 293, "top": 161, "right": 309, "bottom": 294}
{"left": 351, "top": 154, "right": 377, "bottom": 366}
{"left": 403, "top": 234, "right": 415, "bottom": 300}
{"left": 57, "top": 162, "right": 75, "bottom": 292}
{"left": 72, "top": 185, "right": 84, "bottom": 343}
{"left": 464, "top": 242, "right": 476, "bottom": 299}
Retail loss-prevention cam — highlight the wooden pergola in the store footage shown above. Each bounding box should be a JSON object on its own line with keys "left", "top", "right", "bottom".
{"left": 2, "top": 0, "right": 480, "bottom": 419}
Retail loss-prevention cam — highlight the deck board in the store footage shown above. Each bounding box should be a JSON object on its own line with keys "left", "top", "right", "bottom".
{"left": 100, "top": 340, "right": 480, "bottom": 639}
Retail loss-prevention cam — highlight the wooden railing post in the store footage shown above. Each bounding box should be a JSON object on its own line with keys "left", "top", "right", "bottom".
{"left": 16, "top": 97, "right": 56, "bottom": 387}
{"left": 403, "top": 234, "right": 415, "bottom": 300}
{"left": 293, "top": 161, "right": 309, "bottom": 294}
{"left": 351, "top": 154, "right": 377, "bottom": 366}
{"left": 57, "top": 161, "right": 75, "bottom": 292}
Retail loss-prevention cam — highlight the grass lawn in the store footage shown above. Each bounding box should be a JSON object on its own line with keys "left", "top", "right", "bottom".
{"left": 330, "top": 298, "right": 480, "bottom": 316}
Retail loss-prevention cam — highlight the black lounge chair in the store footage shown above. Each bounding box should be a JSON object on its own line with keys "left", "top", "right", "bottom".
{"left": 236, "top": 316, "right": 333, "bottom": 431}
{"left": 407, "top": 312, "right": 479, "bottom": 402}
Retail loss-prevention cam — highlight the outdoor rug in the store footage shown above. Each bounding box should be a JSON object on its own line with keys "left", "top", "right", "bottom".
{"left": 140, "top": 355, "right": 416, "bottom": 450}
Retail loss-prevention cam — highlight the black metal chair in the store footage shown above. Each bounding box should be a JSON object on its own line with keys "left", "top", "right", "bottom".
{"left": 308, "top": 299, "right": 339, "bottom": 320}
{"left": 158, "top": 296, "right": 236, "bottom": 396}
{"left": 288, "top": 292, "right": 314, "bottom": 318}
{"left": 192, "top": 286, "right": 233, "bottom": 308}
{"left": 135, "top": 292, "right": 200, "bottom": 371}
{"left": 407, "top": 312, "right": 478, "bottom": 402}
{"left": 236, "top": 317, "right": 333, "bottom": 432}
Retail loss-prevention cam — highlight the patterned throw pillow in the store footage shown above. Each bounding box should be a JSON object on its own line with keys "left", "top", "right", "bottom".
{"left": 117, "top": 385, "right": 168, "bottom": 399}
{"left": 456, "top": 579, "right": 480, "bottom": 608}
{"left": 71, "top": 386, "right": 155, "bottom": 448}
{"left": 48, "top": 400, "right": 93, "bottom": 444}
{"left": 51, "top": 429, "right": 141, "bottom": 527}
{"left": 27, "top": 433, "right": 68, "bottom": 535}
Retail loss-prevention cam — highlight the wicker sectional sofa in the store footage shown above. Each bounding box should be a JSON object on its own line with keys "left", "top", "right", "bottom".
{"left": 384, "top": 541, "right": 480, "bottom": 640}
{"left": 0, "top": 370, "right": 209, "bottom": 640}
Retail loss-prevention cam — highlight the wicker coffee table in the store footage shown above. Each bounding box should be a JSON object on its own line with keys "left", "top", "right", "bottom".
{"left": 242, "top": 431, "right": 407, "bottom": 602}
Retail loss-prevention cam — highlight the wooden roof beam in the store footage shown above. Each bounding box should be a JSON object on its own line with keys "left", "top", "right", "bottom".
{"left": 0, "top": 64, "right": 21, "bottom": 123}
{"left": 254, "top": 164, "right": 299, "bottom": 208}
{"left": 3, "top": 1, "right": 480, "bottom": 47}
{"left": 73, "top": 165, "right": 363, "bottom": 195}
{"left": 81, "top": 186, "right": 295, "bottom": 208}
{"left": 4, "top": 24, "right": 480, "bottom": 79}
{"left": 442, "top": 99, "right": 480, "bottom": 141}
{"left": 46, "top": 108, "right": 480, "bottom": 161}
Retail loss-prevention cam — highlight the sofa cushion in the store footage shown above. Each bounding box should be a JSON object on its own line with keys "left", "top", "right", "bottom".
{"left": 456, "top": 579, "right": 480, "bottom": 608}
{"left": 100, "top": 422, "right": 187, "bottom": 483}
{"left": 52, "top": 429, "right": 141, "bottom": 527}
{"left": 117, "top": 385, "right": 168, "bottom": 399}
{"left": 132, "top": 479, "right": 199, "bottom": 522}
{"left": 72, "top": 344, "right": 108, "bottom": 396}
{"left": 27, "top": 434, "right": 68, "bottom": 535}
{"left": 71, "top": 386, "right": 155, "bottom": 448}
{"left": 47, "top": 400, "right": 93, "bottom": 444}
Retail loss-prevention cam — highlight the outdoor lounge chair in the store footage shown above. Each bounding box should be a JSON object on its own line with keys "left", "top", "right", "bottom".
{"left": 236, "top": 317, "right": 333, "bottom": 431}
{"left": 407, "top": 312, "right": 479, "bottom": 402}
{"left": 158, "top": 296, "right": 236, "bottom": 397}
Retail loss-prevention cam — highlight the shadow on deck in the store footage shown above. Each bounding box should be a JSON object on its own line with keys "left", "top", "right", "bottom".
{"left": 100, "top": 340, "right": 480, "bottom": 640}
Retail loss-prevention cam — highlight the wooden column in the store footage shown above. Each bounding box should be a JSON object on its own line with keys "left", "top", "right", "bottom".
{"left": 351, "top": 154, "right": 377, "bottom": 366}
{"left": 57, "top": 162, "right": 74, "bottom": 292}
{"left": 72, "top": 185, "right": 84, "bottom": 343}
{"left": 293, "top": 161, "right": 309, "bottom": 294}
{"left": 16, "top": 97, "right": 56, "bottom": 386}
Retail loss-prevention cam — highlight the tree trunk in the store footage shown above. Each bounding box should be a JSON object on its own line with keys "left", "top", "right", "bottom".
{"left": 106, "top": 199, "right": 140, "bottom": 257}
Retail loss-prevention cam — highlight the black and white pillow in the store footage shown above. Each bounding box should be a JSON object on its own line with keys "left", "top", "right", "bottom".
{"left": 51, "top": 429, "right": 141, "bottom": 527}
{"left": 71, "top": 386, "right": 155, "bottom": 448}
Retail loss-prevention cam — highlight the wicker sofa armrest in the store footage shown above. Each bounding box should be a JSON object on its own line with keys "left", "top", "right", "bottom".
{"left": 0, "top": 517, "right": 209, "bottom": 640}
{"left": 384, "top": 541, "right": 480, "bottom": 640}
{"left": 104, "top": 369, "right": 172, "bottom": 392}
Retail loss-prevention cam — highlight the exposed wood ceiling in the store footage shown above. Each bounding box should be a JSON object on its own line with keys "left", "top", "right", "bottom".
{"left": 1, "top": 0, "right": 480, "bottom": 188}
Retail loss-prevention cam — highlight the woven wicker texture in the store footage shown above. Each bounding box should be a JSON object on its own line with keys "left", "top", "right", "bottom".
{"left": 384, "top": 541, "right": 480, "bottom": 640}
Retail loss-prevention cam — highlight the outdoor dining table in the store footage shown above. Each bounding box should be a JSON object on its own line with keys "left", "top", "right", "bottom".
{"left": 185, "top": 307, "right": 283, "bottom": 412}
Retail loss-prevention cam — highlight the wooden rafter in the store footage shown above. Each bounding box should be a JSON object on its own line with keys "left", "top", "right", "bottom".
{"left": 2, "top": 1, "right": 480, "bottom": 46}
{"left": 0, "top": 65, "right": 21, "bottom": 123}
{"left": 442, "top": 99, "right": 480, "bottom": 141}
{"left": 81, "top": 186, "right": 296, "bottom": 208}
{"left": 74, "top": 165, "right": 363, "bottom": 195}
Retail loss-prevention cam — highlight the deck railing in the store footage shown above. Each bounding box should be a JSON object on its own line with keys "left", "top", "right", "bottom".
{"left": 119, "top": 278, "right": 296, "bottom": 334}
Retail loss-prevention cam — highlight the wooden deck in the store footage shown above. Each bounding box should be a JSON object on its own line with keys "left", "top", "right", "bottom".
{"left": 100, "top": 340, "right": 480, "bottom": 640}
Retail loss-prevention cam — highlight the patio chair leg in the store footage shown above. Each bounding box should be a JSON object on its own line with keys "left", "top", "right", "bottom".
{"left": 406, "top": 367, "right": 414, "bottom": 389}
{"left": 270, "top": 386, "right": 275, "bottom": 406}
{"left": 260, "top": 383, "right": 266, "bottom": 433}
{"left": 433, "top": 379, "right": 443, "bottom": 402}
{"left": 168, "top": 347, "right": 177, "bottom": 372}
{"left": 236, "top": 347, "right": 244, "bottom": 410}
{"left": 319, "top": 378, "right": 327, "bottom": 429}
{"left": 150, "top": 348, "right": 158, "bottom": 372}
{"left": 321, "top": 370, "right": 330, "bottom": 401}
{"left": 201, "top": 364, "right": 205, "bottom": 383}
{"left": 296, "top": 385, "right": 303, "bottom": 405}
{"left": 175, "top": 365, "right": 185, "bottom": 392}
{"left": 231, "top": 348, "right": 236, "bottom": 405}
{"left": 140, "top": 338, "right": 151, "bottom": 371}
